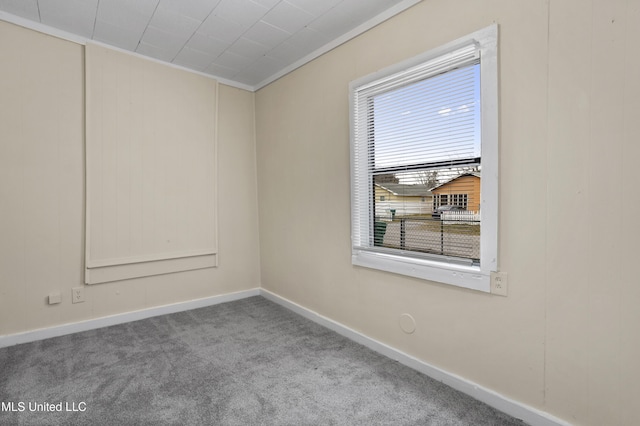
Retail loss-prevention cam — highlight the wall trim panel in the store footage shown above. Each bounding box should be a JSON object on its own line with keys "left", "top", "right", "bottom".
{"left": 85, "top": 253, "right": 218, "bottom": 285}
{"left": 85, "top": 43, "right": 218, "bottom": 284}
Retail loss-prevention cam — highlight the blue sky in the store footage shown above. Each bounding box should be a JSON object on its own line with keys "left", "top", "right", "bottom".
{"left": 372, "top": 63, "right": 481, "bottom": 174}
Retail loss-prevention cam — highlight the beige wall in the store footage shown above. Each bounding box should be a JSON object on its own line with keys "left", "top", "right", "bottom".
{"left": 255, "top": 1, "right": 640, "bottom": 425}
{"left": 0, "top": 21, "right": 260, "bottom": 336}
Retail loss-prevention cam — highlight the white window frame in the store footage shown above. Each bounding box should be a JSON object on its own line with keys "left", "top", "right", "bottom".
{"left": 349, "top": 25, "right": 498, "bottom": 292}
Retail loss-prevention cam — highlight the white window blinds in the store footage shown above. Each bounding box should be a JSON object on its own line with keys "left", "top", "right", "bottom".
{"left": 352, "top": 43, "right": 481, "bottom": 260}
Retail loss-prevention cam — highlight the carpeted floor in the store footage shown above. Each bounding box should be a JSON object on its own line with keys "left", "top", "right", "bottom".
{"left": 0, "top": 296, "right": 525, "bottom": 425}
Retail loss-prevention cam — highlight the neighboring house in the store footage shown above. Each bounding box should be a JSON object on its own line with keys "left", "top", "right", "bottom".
{"left": 374, "top": 183, "right": 433, "bottom": 219}
{"left": 431, "top": 172, "right": 481, "bottom": 213}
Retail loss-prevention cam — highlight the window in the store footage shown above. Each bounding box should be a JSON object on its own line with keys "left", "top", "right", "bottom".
{"left": 434, "top": 193, "right": 468, "bottom": 210}
{"left": 452, "top": 194, "right": 468, "bottom": 209}
{"left": 349, "top": 25, "right": 498, "bottom": 292}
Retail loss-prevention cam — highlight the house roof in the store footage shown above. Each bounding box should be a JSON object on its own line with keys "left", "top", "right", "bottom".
{"left": 430, "top": 172, "right": 481, "bottom": 191}
{"left": 375, "top": 183, "right": 433, "bottom": 197}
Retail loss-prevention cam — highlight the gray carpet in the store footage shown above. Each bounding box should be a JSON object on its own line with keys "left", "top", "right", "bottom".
{"left": 0, "top": 296, "right": 525, "bottom": 425}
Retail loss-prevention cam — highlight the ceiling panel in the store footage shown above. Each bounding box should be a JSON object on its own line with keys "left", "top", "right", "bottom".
{"left": 148, "top": 6, "right": 201, "bottom": 39}
{"left": 0, "top": 0, "right": 419, "bottom": 89}
{"left": 227, "top": 37, "right": 271, "bottom": 59}
{"left": 204, "top": 62, "right": 239, "bottom": 80}
{"left": 215, "top": 0, "right": 269, "bottom": 29}
{"left": 233, "top": 55, "right": 284, "bottom": 85}
{"left": 214, "top": 50, "right": 254, "bottom": 70}
{"left": 286, "top": 27, "right": 329, "bottom": 53}
{"left": 96, "top": 0, "right": 159, "bottom": 26}
{"left": 173, "top": 46, "right": 216, "bottom": 70}
{"left": 250, "top": 0, "right": 281, "bottom": 9}
{"left": 136, "top": 41, "right": 176, "bottom": 62}
{"left": 93, "top": 20, "right": 145, "bottom": 51}
{"left": 0, "top": 0, "right": 39, "bottom": 21}
{"left": 140, "top": 26, "right": 186, "bottom": 56}
{"left": 336, "top": 0, "right": 393, "bottom": 22}
{"left": 198, "top": 13, "right": 245, "bottom": 43}
{"left": 286, "top": 0, "right": 341, "bottom": 17}
{"left": 185, "top": 32, "right": 228, "bottom": 57}
{"left": 243, "top": 20, "right": 291, "bottom": 47}
{"left": 307, "top": 5, "right": 356, "bottom": 40}
{"left": 39, "top": 0, "right": 99, "bottom": 38}
{"left": 95, "top": 9, "right": 147, "bottom": 31}
{"left": 261, "top": 1, "right": 315, "bottom": 35}
{"left": 268, "top": 40, "right": 309, "bottom": 64}
{"left": 160, "top": 0, "right": 219, "bottom": 21}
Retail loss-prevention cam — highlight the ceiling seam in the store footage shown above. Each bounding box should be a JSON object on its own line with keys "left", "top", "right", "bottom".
{"left": 218, "top": 1, "right": 337, "bottom": 85}
{"left": 168, "top": 2, "right": 220, "bottom": 64}
{"left": 136, "top": 0, "right": 161, "bottom": 51}
{"left": 91, "top": 0, "right": 100, "bottom": 38}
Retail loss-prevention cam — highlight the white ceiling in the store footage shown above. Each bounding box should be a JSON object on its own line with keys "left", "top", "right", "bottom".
{"left": 0, "top": 0, "right": 420, "bottom": 90}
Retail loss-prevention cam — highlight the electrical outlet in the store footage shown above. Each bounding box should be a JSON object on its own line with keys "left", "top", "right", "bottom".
{"left": 490, "top": 271, "right": 508, "bottom": 296}
{"left": 72, "top": 286, "right": 85, "bottom": 304}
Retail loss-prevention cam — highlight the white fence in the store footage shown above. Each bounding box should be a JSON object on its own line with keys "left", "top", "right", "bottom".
{"left": 442, "top": 211, "right": 480, "bottom": 225}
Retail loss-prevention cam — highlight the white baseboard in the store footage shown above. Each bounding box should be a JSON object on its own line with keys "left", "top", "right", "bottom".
{"left": 0, "top": 288, "right": 260, "bottom": 349}
{"left": 260, "top": 289, "right": 570, "bottom": 426}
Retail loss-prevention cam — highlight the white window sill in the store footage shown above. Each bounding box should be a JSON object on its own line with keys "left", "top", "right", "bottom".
{"left": 352, "top": 249, "right": 490, "bottom": 292}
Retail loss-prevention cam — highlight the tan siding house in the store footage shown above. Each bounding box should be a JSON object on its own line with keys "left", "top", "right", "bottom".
{"left": 431, "top": 173, "right": 481, "bottom": 212}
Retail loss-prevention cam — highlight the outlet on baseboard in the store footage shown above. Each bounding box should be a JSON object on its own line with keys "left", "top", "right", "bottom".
{"left": 72, "top": 286, "right": 85, "bottom": 304}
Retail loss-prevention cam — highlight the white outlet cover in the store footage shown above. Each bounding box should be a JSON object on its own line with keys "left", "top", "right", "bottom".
{"left": 490, "top": 271, "right": 508, "bottom": 297}
{"left": 48, "top": 292, "right": 62, "bottom": 304}
{"left": 72, "top": 287, "right": 85, "bottom": 303}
